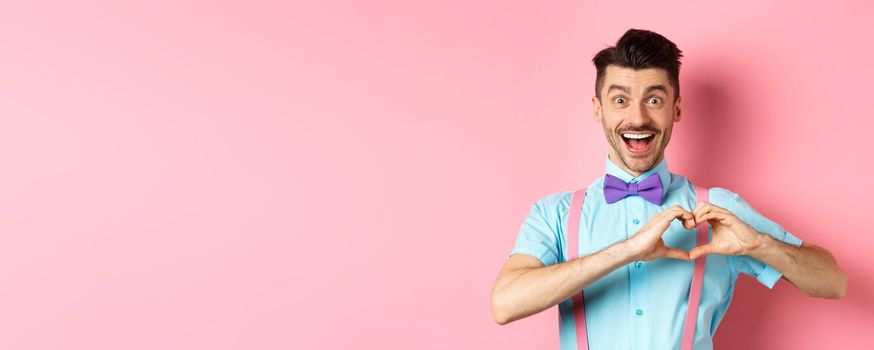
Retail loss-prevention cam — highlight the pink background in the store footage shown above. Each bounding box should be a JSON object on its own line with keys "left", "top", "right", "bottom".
{"left": 1, "top": 1, "right": 872, "bottom": 349}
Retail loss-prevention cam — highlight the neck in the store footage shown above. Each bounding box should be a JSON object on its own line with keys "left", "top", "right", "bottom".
{"left": 608, "top": 151, "right": 663, "bottom": 177}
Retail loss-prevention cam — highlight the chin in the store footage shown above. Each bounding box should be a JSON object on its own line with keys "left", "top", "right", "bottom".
{"left": 622, "top": 151, "right": 660, "bottom": 171}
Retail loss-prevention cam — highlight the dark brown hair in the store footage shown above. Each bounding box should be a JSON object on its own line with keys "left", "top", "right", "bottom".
{"left": 592, "top": 29, "right": 683, "bottom": 101}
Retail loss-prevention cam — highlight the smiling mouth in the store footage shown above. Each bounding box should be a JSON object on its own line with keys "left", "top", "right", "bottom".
{"left": 621, "top": 132, "right": 656, "bottom": 154}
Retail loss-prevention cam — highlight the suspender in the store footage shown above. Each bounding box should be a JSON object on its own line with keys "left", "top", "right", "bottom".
{"left": 565, "top": 189, "right": 588, "bottom": 349}
{"left": 564, "top": 185, "right": 709, "bottom": 350}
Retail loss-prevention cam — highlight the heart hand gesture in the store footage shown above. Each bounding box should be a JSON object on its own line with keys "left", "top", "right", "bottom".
{"left": 628, "top": 205, "right": 699, "bottom": 261}
{"left": 689, "top": 201, "right": 764, "bottom": 260}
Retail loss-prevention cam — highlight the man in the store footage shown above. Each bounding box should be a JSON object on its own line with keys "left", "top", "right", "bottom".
{"left": 489, "top": 28, "right": 847, "bottom": 350}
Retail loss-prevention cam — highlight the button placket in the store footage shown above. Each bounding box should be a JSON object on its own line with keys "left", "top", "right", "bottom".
{"left": 628, "top": 196, "right": 650, "bottom": 327}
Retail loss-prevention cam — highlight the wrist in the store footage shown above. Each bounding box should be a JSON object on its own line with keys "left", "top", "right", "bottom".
{"left": 745, "top": 232, "right": 776, "bottom": 258}
{"left": 618, "top": 237, "right": 644, "bottom": 262}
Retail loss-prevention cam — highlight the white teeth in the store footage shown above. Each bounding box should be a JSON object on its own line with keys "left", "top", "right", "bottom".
{"left": 622, "top": 133, "right": 653, "bottom": 139}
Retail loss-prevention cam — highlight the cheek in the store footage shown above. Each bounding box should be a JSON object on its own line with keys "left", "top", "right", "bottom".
{"left": 648, "top": 113, "right": 672, "bottom": 130}
{"left": 660, "top": 126, "right": 674, "bottom": 144}
{"left": 655, "top": 108, "right": 675, "bottom": 121}
{"left": 601, "top": 111, "right": 625, "bottom": 125}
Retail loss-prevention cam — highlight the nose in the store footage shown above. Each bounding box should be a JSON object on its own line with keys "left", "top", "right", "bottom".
{"left": 626, "top": 100, "right": 652, "bottom": 127}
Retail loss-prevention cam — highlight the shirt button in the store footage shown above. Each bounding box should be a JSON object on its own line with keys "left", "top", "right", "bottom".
{"left": 635, "top": 261, "right": 643, "bottom": 268}
{"left": 636, "top": 309, "right": 644, "bottom": 316}
{"left": 632, "top": 218, "right": 640, "bottom": 224}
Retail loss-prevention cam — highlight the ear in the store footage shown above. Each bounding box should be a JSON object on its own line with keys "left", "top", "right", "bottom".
{"left": 592, "top": 95, "right": 602, "bottom": 123}
{"left": 673, "top": 96, "right": 682, "bottom": 122}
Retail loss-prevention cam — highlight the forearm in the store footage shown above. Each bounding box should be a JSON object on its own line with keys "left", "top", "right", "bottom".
{"left": 493, "top": 240, "right": 637, "bottom": 324}
{"left": 747, "top": 234, "right": 848, "bottom": 299}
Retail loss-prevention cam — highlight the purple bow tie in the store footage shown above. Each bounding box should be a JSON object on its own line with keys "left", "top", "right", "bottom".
{"left": 604, "top": 172, "right": 664, "bottom": 205}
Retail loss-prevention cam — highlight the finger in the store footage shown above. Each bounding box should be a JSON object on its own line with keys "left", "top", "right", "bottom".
{"left": 671, "top": 205, "right": 694, "bottom": 219}
{"left": 692, "top": 202, "right": 708, "bottom": 221}
{"left": 697, "top": 201, "right": 732, "bottom": 217}
{"left": 684, "top": 214, "right": 698, "bottom": 230}
{"left": 693, "top": 205, "right": 714, "bottom": 223}
{"left": 663, "top": 205, "right": 684, "bottom": 215}
{"left": 697, "top": 211, "right": 728, "bottom": 224}
{"left": 705, "top": 201, "right": 730, "bottom": 214}
{"left": 679, "top": 207, "right": 698, "bottom": 230}
{"left": 667, "top": 207, "right": 696, "bottom": 230}
{"left": 682, "top": 217, "right": 694, "bottom": 230}
{"left": 656, "top": 206, "right": 683, "bottom": 223}
{"left": 664, "top": 247, "right": 691, "bottom": 261}
{"left": 649, "top": 207, "right": 693, "bottom": 234}
{"left": 695, "top": 200, "right": 717, "bottom": 215}
{"left": 673, "top": 208, "right": 695, "bottom": 228}
{"left": 689, "top": 244, "right": 718, "bottom": 260}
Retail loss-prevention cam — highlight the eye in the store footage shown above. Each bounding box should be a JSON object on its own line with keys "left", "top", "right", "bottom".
{"left": 613, "top": 97, "right": 626, "bottom": 104}
{"left": 647, "top": 97, "right": 662, "bottom": 104}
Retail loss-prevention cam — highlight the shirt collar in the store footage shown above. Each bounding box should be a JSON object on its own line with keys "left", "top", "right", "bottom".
{"left": 604, "top": 153, "right": 671, "bottom": 200}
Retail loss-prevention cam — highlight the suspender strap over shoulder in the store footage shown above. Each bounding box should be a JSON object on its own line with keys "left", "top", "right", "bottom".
{"left": 565, "top": 189, "right": 588, "bottom": 350}
{"left": 681, "top": 185, "right": 710, "bottom": 350}
{"left": 564, "top": 185, "right": 710, "bottom": 350}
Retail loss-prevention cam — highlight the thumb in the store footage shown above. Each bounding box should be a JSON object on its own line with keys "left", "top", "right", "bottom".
{"left": 689, "top": 244, "right": 717, "bottom": 260}
{"left": 664, "top": 247, "right": 691, "bottom": 261}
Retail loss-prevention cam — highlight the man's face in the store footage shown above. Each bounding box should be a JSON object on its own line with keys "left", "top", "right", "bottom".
{"left": 593, "top": 65, "right": 681, "bottom": 177}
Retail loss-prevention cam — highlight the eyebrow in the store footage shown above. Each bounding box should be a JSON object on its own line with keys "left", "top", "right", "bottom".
{"left": 606, "top": 84, "right": 668, "bottom": 95}
{"left": 607, "top": 84, "right": 629, "bottom": 94}
{"left": 645, "top": 85, "right": 668, "bottom": 95}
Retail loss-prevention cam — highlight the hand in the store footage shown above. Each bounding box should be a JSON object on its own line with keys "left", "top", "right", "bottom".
{"left": 689, "top": 201, "right": 764, "bottom": 260}
{"left": 627, "top": 205, "right": 699, "bottom": 261}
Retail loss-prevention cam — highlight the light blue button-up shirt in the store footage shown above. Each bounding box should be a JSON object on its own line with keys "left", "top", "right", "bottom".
{"left": 509, "top": 154, "right": 803, "bottom": 350}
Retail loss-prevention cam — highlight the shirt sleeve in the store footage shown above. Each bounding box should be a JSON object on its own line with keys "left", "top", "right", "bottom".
{"left": 507, "top": 192, "right": 569, "bottom": 266}
{"left": 710, "top": 187, "right": 803, "bottom": 289}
